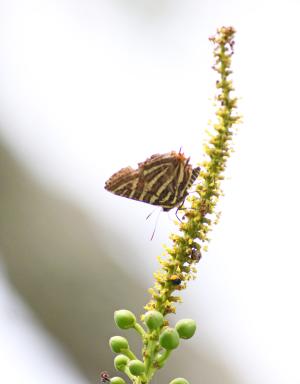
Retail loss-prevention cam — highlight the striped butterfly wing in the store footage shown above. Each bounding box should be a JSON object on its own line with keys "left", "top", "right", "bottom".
{"left": 137, "top": 152, "right": 181, "bottom": 209}
{"left": 140, "top": 152, "right": 199, "bottom": 211}
{"left": 104, "top": 159, "right": 175, "bottom": 208}
{"left": 105, "top": 151, "right": 200, "bottom": 211}
{"left": 104, "top": 166, "right": 140, "bottom": 199}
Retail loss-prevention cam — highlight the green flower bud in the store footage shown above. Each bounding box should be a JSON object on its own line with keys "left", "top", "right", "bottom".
{"left": 110, "top": 377, "right": 126, "bottom": 384}
{"left": 109, "top": 336, "right": 129, "bottom": 353}
{"left": 144, "top": 310, "right": 164, "bottom": 331}
{"left": 128, "top": 360, "right": 145, "bottom": 376}
{"left": 169, "top": 378, "right": 190, "bottom": 384}
{"left": 114, "top": 309, "right": 136, "bottom": 329}
{"left": 159, "top": 327, "right": 180, "bottom": 350}
{"left": 175, "top": 319, "right": 197, "bottom": 339}
{"left": 114, "top": 354, "right": 129, "bottom": 372}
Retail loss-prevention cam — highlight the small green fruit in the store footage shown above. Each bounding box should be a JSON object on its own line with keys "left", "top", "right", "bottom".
{"left": 175, "top": 319, "right": 197, "bottom": 339}
{"left": 128, "top": 360, "right": 145, "bottom": 376}
{"left": 114, "top": 354, "right": 129, "bottom": 371}
{"left": 144, "top": 310, "right": 164, "bottom": 331}
{"left": 110, "top": 377, "right": 126, "bottom": 384}
{"left": 159, "top": 327, "right": 180, "bottom": 350}
{"left": 114, "top": 309, "right": 136, "bottom": 329}
{"left": 109, "top": 336, "right": 129, "bottom": 353}
{"left": 169, "top": 378, "right": 190, "bottom": 384}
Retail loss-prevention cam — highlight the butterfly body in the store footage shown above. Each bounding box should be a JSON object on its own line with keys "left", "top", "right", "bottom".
{"left": 105, "top": 151, "right": 200, "bottom": 211}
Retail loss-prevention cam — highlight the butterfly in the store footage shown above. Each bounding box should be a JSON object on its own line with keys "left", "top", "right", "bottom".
{"left": 104, "top": 150, "right": 200, "bottom": 211}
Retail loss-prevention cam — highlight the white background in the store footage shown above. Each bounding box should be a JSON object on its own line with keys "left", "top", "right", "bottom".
{"left": 1, "top": 0, "right": 300, "bottom": 383}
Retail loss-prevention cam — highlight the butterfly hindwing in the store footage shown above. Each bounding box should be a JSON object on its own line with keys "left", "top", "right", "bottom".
{"left": 104, "top": 166, "right": 139, "bottom": 198}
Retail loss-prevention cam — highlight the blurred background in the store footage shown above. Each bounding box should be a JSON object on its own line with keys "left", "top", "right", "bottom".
{"left": 1, "top": 0, "right": 300, "bottom": 383}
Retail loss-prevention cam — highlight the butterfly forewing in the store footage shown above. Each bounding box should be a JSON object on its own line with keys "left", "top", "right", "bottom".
{"left": 105, "top": 151, "right": 200, "bottom": 211}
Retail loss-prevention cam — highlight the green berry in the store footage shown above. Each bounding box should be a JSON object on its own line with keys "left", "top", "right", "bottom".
{"left": 169, "top": 378, "right": 190, "bottom": 384}
{"left": 114, "top": 354, "right": 129, "bottom": 371}
{"left": 128, "top": 360, "right": 145, "bottom": 376}
{"left": 144, "top": 310, "right": 164, "bottom": 331}
{"left": 175, "top": 319, "right": 197, "bottom": 339}
{"left": 110, "top": 377, "right": 126, "bottom": 384}
{"left": 159, "top": 327, "right": 180, "bottom": 350}
{"left": 114, "top": 309, "right": 136, "bottom": 329}
{"left": 109, "top": 336, "right": 129, "bottom": 353}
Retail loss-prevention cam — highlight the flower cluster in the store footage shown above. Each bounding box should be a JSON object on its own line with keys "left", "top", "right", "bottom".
{"left": 145, "top": 26, "right": 240, "bottom": 316}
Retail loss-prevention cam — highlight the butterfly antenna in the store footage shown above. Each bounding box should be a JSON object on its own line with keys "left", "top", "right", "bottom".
{"left": 146, "top": 208, "right": 156, "bottom": 220}
{"left": 150, "top": 209, "right": 162, "bottom": 241}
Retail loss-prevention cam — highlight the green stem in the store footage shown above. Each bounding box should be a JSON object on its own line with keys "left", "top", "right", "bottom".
{"left": 144, "top": 336, "right": 158, "bottom": 378}
{"left": 155, "top": 349, "right": 172, "bottom": 367}
{"left": 134, "top": 323, "right": 147, "bottom": 338}
{"left": 124, "top": 366, "right": 138, "bottom": 383}
{"left": 122, "top": 348, "right": 138, "bottom": 360}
